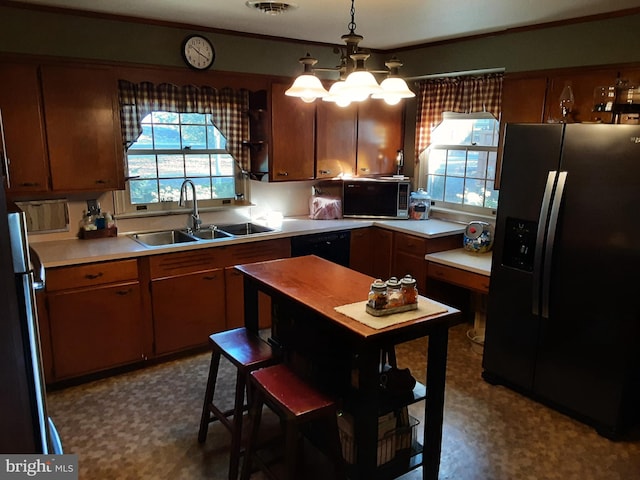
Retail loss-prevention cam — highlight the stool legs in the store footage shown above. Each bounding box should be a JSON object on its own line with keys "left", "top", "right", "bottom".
{"left": 240, "top": 387, "right": 263, "bottom": 480}
{"left": 198, "top": 350, "right": 221, "bottom": 443}
{"left": 229, "top": 369, "right": 247, "bottom": 480}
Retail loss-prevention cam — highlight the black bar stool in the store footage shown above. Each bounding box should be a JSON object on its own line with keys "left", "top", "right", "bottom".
{"left": 240, "top": 363, "right": 346, "bottom": 480}
{"left": 198, "top": 327, "right": 278, "bottom": 480}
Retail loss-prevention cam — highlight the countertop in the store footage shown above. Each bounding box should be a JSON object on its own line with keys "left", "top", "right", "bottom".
{"left": 30, "top": 217, "right": 467, "bottom": 268}
{"left": 425, "top": 248, "right": 492, "bottom": 276}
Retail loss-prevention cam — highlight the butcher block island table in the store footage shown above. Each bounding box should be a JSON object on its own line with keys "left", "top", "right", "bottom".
{"left": 235, "top": 255, "right": 462, "bottom": 480}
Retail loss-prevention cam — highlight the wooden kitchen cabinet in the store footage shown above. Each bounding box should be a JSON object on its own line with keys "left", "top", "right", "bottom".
{"left": 355, "top": 100, "right": 404, "bottom": 176}
{"left": 270, "top": 82, "right": 315, "bottom": 181}
{"left": 40, "top": 64, "right": 124, "bottom": 192}
{"left": 0, "top": 63, "right": 50, "bottom": 194}
{"left": 349, "top": 226, "right": 393, "bottom": 279}
{"left": 391, "top": 232, "right": 462, "bottom": 294}
{"left": 224, "top": 238, "right": 291, "bottom": 330}
{"left": 45, "top": 259, "right": 145, "bottom": 381}
{"left": 149, "top": 249, "right": 227, "bottom": 355}
{"left": 316, "top": 101, "right": 357, "bottom": 178}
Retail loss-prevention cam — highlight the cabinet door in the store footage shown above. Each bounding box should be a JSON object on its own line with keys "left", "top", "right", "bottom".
{"left": 356, "top": 101, "right": 403, "bottom": 176}
{"left": 544, "top": 68, "right": 617, "bottom": 124}
{"left": 151, "top": 268, "right": 226, "bottom": 355}
{"left": 496, "top": 74, "right": 547, "bottom": 189}
{"left": 47, "top": 281, "right": 144, "bottom": 379}
{"left": 316, "top": 101, "right": 357, "bottom": 178}
{"left": 40, "top": 64, "right": 124, "bottom": 192}
{"left": 270, "top": 82, "right": 315, "bottom": 181}
{"left": 0, "top": 63, "right": 49, "bottom": 193}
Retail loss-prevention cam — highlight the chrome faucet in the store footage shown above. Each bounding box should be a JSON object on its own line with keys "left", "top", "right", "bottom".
{"left": 178, "top": 179, "right": 201, "bottom": 232}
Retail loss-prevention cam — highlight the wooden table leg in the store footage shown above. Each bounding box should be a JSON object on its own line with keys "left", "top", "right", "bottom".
{"left": 354, "top": 347, "right": 380, "bottom": 479}
{"left": 423, "top": 325, "right": 449, "bottom": 480}
{"left": 243, "top": 277, "right": 259, "bottom": 335}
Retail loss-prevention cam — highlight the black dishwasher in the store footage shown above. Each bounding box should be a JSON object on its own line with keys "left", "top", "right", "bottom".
{"left": 290, "top": 231, "right": 351, "bottom": 267}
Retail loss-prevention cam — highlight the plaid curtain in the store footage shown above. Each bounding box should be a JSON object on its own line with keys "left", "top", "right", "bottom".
{"left": 118, "top": 80, "right": 250, "bottom": 171}
{"left": 414, "top": 73, "right": 503, "bottom": 162}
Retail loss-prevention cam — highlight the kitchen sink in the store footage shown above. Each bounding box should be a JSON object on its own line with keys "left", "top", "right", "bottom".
{"left": 190, "top": 228, "right": 232, "bottom": 240}
{"left": 216, "top": 222, "right": 274, "bottom": 236}
{"left": 130, "top": 229, "right": 199, "bottom": 247}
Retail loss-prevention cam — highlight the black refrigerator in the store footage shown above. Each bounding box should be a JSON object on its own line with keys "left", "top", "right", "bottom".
{"left": 483, "top": 123, "right": 640, "bottom": 438}
{"left": 0, "top": 177, "right": 62, "bottom": 453}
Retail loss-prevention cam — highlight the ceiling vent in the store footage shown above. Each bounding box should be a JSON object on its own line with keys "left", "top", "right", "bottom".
{"left": 246, "top": 1, "right": 297, "bottom": 15}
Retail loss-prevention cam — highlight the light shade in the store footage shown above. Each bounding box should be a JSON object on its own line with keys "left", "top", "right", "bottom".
{"left": 285, "top": 74, "right": 329, "bottom": 103}
{"left": 322, "top": 81, "right": 352, "bottom": 107}
{"left": 372, "top": 77, "right": 416, "bottom": 105}
{"left": 342, "top": 70, "right": 382, "bottom": 102}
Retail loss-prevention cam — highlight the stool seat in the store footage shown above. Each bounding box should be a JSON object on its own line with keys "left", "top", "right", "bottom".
{"left": 198, "top": 327, "right": 277, "bottom": 480}
{"left": 241, "top": 364, "right": 346, "bottom": 480}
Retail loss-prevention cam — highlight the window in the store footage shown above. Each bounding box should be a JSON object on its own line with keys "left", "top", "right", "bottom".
{"left": 125, "top": 111, "right": 235, "bottom": 207}
{"left": 424, "top": 112, "right": 499, "bottom": 213}
{"left": 116, "top": 81, "right": 249, "bottom": 216}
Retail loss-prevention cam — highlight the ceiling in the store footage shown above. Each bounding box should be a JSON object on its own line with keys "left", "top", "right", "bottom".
{"left": 12, "top": 0, "right": 640, "bottom": 50}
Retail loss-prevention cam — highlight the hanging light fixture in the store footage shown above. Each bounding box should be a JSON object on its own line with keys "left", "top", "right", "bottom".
{"left": 286, "top": 0, "right": 414, "bottom": 106}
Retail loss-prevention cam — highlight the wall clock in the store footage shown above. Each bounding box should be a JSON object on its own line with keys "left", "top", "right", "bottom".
{"left": 181, "top": 34, "right": 215, "bottom": 70}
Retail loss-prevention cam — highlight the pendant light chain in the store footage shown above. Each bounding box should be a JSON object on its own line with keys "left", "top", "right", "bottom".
{"left": 348, "top": 0, "right": 356, "bottom": 35}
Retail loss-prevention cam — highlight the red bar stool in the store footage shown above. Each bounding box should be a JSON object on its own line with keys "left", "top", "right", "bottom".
{"left": 240, "top": 363, "right": 346, "bottom": 480}
{"left": 198, "top": 327, "right": 277, "bottom": 480}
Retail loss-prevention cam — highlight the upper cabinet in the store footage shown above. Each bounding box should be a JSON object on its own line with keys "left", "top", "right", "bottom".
{"left": 40, "top": 64, "right": 125, "bottom": 192}
{"left": 270, "top": 82, "right": 316, "bottom": 181}
{"left": 0, "top": 63, "right": 50, "bottom": 194}
{"left": 268, "top": 82, "right": 405, "bottom": 181}
{"left": 355, "top": 100, "right": 404, "bottom": 176}
{"left": 316, "top": 101, "right": 357, "bottom": 179}
{"left": 0, "top": 61, "right": 125, "bottom": 195}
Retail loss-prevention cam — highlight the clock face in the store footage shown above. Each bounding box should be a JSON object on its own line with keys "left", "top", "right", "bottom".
{"left": 182, "top": 35, "right": 215, "bottom": 70}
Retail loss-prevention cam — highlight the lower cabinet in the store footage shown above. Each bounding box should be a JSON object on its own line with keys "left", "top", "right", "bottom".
{"left": 349, "top": 227, "right": 393, "bottom": 279}
{"left": 45, "top": 259, "right": 145, "bottom": 380}
{"left": 148, "top": 249, "right": 228, "bottom": 356}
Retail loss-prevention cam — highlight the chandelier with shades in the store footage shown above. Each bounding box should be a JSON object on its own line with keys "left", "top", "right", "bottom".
{"left": 284, "top": 0, "right": 415, "bottom": 107}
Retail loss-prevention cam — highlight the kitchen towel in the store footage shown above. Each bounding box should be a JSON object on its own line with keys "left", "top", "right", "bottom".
{"left": 334, "top": 296, "right": 447, "bottom": 330}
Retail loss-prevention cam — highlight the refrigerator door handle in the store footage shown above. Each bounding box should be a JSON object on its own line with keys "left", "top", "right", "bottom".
{"left": 541, "top": 171, "right": 567, "bottom": 319}
{"left": 532, "top": 171, "right": 558, "bottom": 316}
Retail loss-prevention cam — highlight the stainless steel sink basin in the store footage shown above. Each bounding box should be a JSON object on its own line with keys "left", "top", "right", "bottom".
{"left": 190, "top": 228, "right": 232, "bottom": 240}
{"left": 130, "top": 229, "right": 199, "bottom": 247}
{"left": 217, "top": 222, "right": 274, "bottom": 236}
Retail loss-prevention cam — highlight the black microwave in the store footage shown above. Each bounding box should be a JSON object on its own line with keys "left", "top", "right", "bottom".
{"left": 342, "top": 179, "right": 410, "bottom": 219}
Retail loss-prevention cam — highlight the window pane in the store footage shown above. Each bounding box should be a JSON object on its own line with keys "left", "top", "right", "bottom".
{"left": 446, "top": 150, "right": 466, "bottom": 176}
{"left": 444, "top": 176, "right": 464, "bottom": 204}
{"left": 212, "top": 177, "right": 236, "bottom": 199}
{"left": 130, "top": 179, "right": 158, "bottom": 204}
{"left": 207, "top": 126, "right": 226, "bottom": 149}
{"left": 486, "top": 151, "right": 497, "bottom": 181}
{"left": 157, "top": 154, "right": 185, "bottom": 177}
{"left": 182, "top": 125, "right": 207, "bottom": 149}
{"left": 464, "top": 179, "right": 486, "bottom": 206}
{"left": 129, "top": 124, "right": 153, "bottom": 150}
{"left": 466, "top": 151, "right": 487, "bottom": 179}
{"left": 180, "top": 113, "right": 206, "bottom": 125}
{"left": 159, "top": 178, "right": 185, "bottom": 202}
{"left": 192, "top": 178, "right": 212, "bottom": 200}
{"left": 185, "top": 154, "right": 211, "bottom": 177}
{"left": 152, "top": 112, "right": 179, "bottom": 124}
{"left": 428, "top": 149, "right": 447, "bottom": 175}
{"left": 427, "top": 175, "right": 445, "bottom": 201}
{"left": 485, "top": 181, "right": 499, "bottom": 209}
{"left": 215, "top": 154, "right": 235, "bottom": 176}
{"left": 153, "top": 124, "right": 181, "bottom": 149}
{"left": 127, "top": 154, "right": 157, "bottom": 179}
{"left": 471, "top": 119, "right": 496, "bottom": 146}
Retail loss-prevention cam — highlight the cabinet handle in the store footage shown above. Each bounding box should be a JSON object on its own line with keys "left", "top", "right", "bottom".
{"left": 85, "top": 272, "right": 104, "bottom": 280}
{"left": 360, "top": 167, "right": 369, "bottom": 172}
{"left": 19, "top": 182, "right": 41, "bottom": 187}
{"left": 203, "top": 275, "right": 218, "bottom": 281}
{"left": 95, "top": 179, "right": 108, "bottom": 184}
{"left": 115, "top": 288, "right": 132, "bottom": 296}
{"left": 277, "top": 171, "right": 289, "bottom": 176}
{"left": 318, "top": 169, "right": 330, "bottom": 175}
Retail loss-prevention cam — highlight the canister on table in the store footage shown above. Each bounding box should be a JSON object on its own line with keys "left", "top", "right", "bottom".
{"left": 386, "top": 277, "right": 404, "bottom": 308}
{"left": 368, "top": 279, "right": 388, "bottom": 310}
{"left": 400, "top": 275, "right": 418, "bottom": 305}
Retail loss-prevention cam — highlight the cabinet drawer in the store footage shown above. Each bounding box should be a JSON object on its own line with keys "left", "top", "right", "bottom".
{"left": 394, "top": 232, "right": 427, "bottom": 255}
{"left": 149, "top": 248, "right": 229, "bottom": 278}
{"left": 47, "top": 259, "right": 138, "bottom": 291}
{"left": 427, "top": 263, "right": 490, "bottom": 294}
{"left": 227, "top": 238, "right": 291, "bottom": 264}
